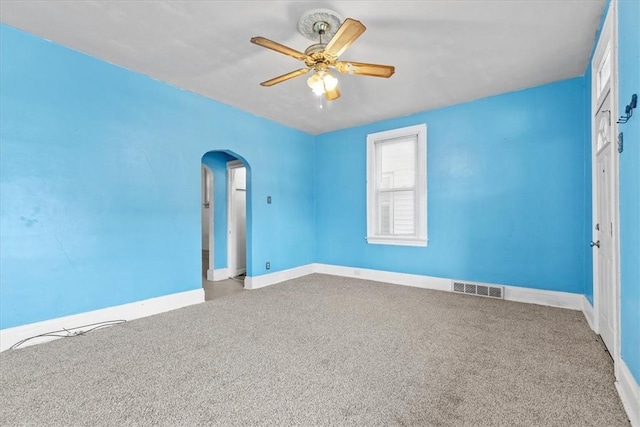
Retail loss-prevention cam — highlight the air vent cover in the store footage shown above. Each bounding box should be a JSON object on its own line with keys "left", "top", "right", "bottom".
{"left": 452, "top": 281, "right": 504, "bottom": 299}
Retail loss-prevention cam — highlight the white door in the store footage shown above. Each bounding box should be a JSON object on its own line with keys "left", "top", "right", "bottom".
{"left": 594, "top": 92, "right": 615, "bottom": 354}
{"left": 227, "top": 162, "right": 246, "bottom": 277}
{"left": 591, "top": 6, "right": 618, "bottom": 359}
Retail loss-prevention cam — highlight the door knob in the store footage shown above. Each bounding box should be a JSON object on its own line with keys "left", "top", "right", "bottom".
{"left": 590, "top": 240, "right": 600, "bottom": 248}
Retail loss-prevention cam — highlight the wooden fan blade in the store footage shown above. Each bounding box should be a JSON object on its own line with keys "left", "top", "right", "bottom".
{"left": 324, "top": 18, "right": 366, "bottom": 58}
{"left": 260, "top": 68, "right": 309, "bottom": 87}
{"left": 325, "top": 86, "right": 341, "bottom": 101}
{"left": 335, "top": 61, "right": 395, "bottom": 78}
{"left": 250, "top": 36, "right": 308, "bottom": 61}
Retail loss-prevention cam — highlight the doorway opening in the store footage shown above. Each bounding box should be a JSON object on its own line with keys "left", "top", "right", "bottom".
{"left": 201, "top": 151, "right": 251, "bottom": 300}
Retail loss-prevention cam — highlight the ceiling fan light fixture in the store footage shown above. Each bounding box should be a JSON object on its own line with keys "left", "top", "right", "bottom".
{"left": 307, "top": 70, "right": 338, "bottom": 95}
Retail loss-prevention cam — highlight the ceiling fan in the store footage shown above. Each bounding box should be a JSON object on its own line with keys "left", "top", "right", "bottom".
{"left": 250, "top": 9, "right": 395, "bottom": 101}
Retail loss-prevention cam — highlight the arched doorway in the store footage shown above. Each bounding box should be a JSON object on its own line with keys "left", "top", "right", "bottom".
{"left": 201, "top": 150, "right": 251, "bottom": 300}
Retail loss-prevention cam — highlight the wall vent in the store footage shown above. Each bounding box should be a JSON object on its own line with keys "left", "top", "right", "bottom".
{"left": 452, "top": 281, "right": 504, "bottom": 299}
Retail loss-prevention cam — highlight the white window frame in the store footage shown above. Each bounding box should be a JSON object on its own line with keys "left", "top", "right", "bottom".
{"left": 366, "top": 124, "right": 427, "bottom": 247}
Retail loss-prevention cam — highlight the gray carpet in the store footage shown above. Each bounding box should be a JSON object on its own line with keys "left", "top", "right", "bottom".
{"left": 0, "top": 274, "right": 630, "bottom": 426}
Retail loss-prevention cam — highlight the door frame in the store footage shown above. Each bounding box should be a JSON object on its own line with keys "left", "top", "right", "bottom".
{"left": 590, "top": 0, "right": 620, "bottom": 369}
{"left": 227, "top": 160, "right": 246, "bottom": 278}
{"left": 202, "top": 164, "right": 215, "bottom": 281}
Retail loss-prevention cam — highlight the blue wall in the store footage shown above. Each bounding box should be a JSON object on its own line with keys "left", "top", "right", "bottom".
{"left": 315, "top": 78, "right": 588, "bottom": 293}
{"left": 617, "top": 0, "right": 640, "bottom": 386}
{"left": 0, "top": 25, "right": 315, "bottom": 329}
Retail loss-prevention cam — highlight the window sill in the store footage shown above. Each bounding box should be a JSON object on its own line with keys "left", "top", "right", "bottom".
{"left": 366, "top": 237, "right": 427, "bottom": 247}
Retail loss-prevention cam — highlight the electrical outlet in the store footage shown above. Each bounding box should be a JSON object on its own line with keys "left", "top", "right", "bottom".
{"left": 267, "top": 196, "right": 271, "bottom": 204}
{"left": 266, "top": 262, "right": 270, "bottom": 270}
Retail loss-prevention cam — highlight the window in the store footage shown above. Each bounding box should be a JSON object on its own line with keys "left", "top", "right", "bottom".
{"left": 366, "top": 124, "right": 427, "bottom": 247}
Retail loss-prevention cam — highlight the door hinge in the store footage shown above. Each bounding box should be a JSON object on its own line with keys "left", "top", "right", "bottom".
{"left": 618, "top": 132, "right": 624, "bottom": 153}
{"left": 596, "top": 223, "right": 600, "bottom": 231}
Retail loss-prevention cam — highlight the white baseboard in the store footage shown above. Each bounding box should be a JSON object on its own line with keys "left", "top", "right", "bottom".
{"left": 582, "top": 295, "right": 597, "bottom": 332}
{"left": 312, "top": 263, "right": 582, "bottom": 310}
{"left": 208, "top": 268, "right": 229, "bottom": 281}
{"left": 312, "top": 263, "right": 451, "bottom": 292}
{"left": 239, "top": 263, "right": 582, "bottom": 311}
{"left": 616, "top": 358, "right": 640, "bottom": 426}
{"left": 245, "top": 264, "right": 314, "bottom": 290}
{"left": 0, "top": 288, "right": 204, "bottom": 353}
{"left": 503, "top": 283, "right": 582, "bottom": 310}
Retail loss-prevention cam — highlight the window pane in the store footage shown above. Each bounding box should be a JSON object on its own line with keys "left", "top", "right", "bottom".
{"left": 377, "top": 138, "right": 416, "bottom": 190}
{"left": 377, "top": 190, "right": 415, "bottom": 236}
{"left": 379, "top": 192, "right": 391, "bottom": 235}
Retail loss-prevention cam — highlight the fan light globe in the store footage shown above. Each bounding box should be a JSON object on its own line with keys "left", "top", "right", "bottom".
{"left": 323, "top": 72, "right": 338, "bottom": 90}
{"left": 307, "top": 71, "right": 338, "bottom": 96}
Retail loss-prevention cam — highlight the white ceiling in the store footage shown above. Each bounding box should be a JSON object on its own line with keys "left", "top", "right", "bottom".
{"left": 0, "top": 0, "right": 605, "bottom": 135}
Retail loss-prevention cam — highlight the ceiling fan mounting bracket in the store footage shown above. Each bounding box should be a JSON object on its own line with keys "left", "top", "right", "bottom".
{"left": 298, "top": 9, "right": 342, "bottom": 41}
{"left": 313, "top": 21, "right": 329, "bottom": 36}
